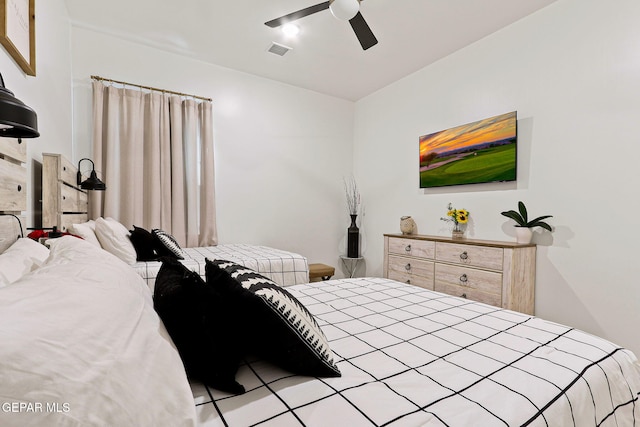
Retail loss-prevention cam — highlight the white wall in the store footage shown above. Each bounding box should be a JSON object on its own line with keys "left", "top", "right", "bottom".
{"left": 353, "top": 0, "right": 640, "bottom": 356}
{"left": 0, "top": 0, "right": 72, "bottom": 226}
{"left": 69, "top": 26, "right": 355, "bottom": 269}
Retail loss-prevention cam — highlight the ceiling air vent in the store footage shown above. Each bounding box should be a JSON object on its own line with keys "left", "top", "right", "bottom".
{"left": 267, "top": 42, "right": 291, "bottom": 56}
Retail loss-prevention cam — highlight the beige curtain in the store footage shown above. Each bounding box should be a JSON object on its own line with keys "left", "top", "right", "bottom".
{"left": 90, "top": 80, "right": 217, "bottom": 247}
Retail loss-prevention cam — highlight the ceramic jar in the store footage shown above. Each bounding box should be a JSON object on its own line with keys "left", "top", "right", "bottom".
{"left": 400, "top": 216, "right": 416, "bottom": 235}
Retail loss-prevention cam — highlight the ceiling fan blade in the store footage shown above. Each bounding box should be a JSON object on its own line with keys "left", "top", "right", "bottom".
{"left": 349, "top": 11, "right": 378, "bottom": 50}
{"left": 265, "top": 2, "right": 330, "bottom": 28}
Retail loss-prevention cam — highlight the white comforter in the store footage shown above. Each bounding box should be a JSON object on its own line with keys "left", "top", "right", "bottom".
{"left": 0, "top": 237, "right": 196, "bottom": 427}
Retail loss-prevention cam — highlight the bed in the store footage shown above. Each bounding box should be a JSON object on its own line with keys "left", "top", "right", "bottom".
{"left": 0, "top": 236, "right": 196, "bottom": 427}
{"left": 191, "top": 276, "right": 640, "bottom": 426}
{"left": 41, "top": 153, "right": 309, "bottom": 287}
{"left": 133, "top": 244, "right": 309, "bottom": 290}
{"left": 0, "top": 143, "right": 190, "bottom": 425}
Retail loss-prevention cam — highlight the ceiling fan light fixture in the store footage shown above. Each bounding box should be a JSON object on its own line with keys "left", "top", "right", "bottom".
{"left": 265, "top": 0, "right": 376, "bottom": 51}
{"left": 281, "top": 23, "right": 300, "bottom": 37}
{"left": 329, "top": 0, "right": 359, "bottom": 21}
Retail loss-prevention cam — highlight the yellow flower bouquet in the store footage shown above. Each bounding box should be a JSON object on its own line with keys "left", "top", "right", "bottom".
{"left": 441, "top": 203, "right": 469, "bottom": 233}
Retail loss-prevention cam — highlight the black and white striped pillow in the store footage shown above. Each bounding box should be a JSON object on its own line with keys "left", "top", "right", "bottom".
{"left": 152, "top": 229, "right": 184, "bottom": 260}
{"left": 205, "top": 259, "right": 341, "bottom": 378}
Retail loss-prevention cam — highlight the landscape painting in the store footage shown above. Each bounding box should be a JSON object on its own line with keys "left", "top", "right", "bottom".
{"left": 419, "top": 111, "right": 517, "bottom": 188}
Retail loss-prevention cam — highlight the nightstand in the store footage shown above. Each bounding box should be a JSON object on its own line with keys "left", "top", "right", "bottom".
{"left": 339, "top": 255, "right": 363, "bottom": 278}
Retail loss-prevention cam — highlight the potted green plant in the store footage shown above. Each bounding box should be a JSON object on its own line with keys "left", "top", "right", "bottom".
{"left": 500, "top": 201, "right": 552, "bottom": 243}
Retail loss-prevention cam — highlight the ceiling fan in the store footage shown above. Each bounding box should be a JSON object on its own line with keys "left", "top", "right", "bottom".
{"left": 265, "top": 0, "right": 378, "bottom": 50}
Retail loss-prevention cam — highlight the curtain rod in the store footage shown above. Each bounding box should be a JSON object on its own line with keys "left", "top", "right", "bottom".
{"left": 91, "top": 75, "right": 212, "bottom": 102}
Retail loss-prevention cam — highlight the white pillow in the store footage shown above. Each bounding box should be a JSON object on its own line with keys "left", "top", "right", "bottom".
{"left": 94, "top": 217, "right": 137, "bottom": 265}
{"left": 0, "top": 238, "right": 50, "bottom": 287}
{"left": 70, "top": 220, "right": 101, "bottom": 247}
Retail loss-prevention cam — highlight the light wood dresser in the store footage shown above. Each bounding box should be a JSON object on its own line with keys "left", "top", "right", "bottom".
{"left": 42, "top": 153, "right": 88, "bottom": 232}
{"left": 0, "top": 139, "right": 27, "bottom": 252}
{"left": 383, "top": 234, "right": 536, "bottom": 314}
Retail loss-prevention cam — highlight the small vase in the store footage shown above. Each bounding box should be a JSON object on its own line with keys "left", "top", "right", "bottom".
{"left": 452, "top": 223, "right": 465, "bottom": 239}
{"left": 347, "top": 214, "right": 360, "bottom": 258}
{"left": 516, "top": 227, "right": 533, "bottom": 244}
{"left": 400, "top": 216, "right": 416, "bottom": 235}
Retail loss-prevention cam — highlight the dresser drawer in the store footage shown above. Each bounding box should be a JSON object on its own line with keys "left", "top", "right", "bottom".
{"left": 436, "top": 242, "right": 503, "bottom": 270}
{"left": 388, "top": 271, "right": 434, "bottom": 290}
{"left": 388, "top": 237, "right": 435, "bottom": 259}
{"left": 61, "top": 184, "right": 88, "bottom": 213}
{"left": 0, "top": 157, "right": 27, "bottom": 211}
{"left": 435, "top": 282, "right": 502, "bottom": 307}
{"left": 0, "top": 138, "right": 26, "bottom": 162}
{"left": 435, "top": 263, "right": 502, "bottom": 296}
{"left": 388, "top": 255, "right": 434, "bottom": 279}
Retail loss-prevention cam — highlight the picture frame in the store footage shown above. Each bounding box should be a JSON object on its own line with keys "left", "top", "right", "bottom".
{"left": 419, "top": 111, "right": 517, "bottom": 188}
{"left": 0, "top": 0, "right": 35, "bottom": 76}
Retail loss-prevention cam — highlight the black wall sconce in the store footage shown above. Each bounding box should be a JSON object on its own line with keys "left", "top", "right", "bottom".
{"left": 0, "top": 72, "right": 39, "bottom": 139}
{"left": 77, "top": 158, "right": 106, "bottom": 191}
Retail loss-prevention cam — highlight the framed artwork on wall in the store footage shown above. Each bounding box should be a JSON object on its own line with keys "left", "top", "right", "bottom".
{"left": 419, "top": 111, "right": 517, "bottom": 188}
{"left": 0, "top": 0, "right": 35, "bottom": 76}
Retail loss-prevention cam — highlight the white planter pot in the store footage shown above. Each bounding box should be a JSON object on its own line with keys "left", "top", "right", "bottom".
{"left": 515, "top": 227, "right": 533, "bottom": 244}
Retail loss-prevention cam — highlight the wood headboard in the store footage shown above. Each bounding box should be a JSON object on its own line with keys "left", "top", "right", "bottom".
{"left": 42, "top": 153, "right": 88, "bottom": 232}
{"left": 0, "top": 139, "right": 27, "bottom": 253}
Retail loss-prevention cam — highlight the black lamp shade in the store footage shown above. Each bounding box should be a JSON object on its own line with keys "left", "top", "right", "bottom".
{"left": 77, "top": 158, "right": 106, "bottom": 191}
{"left": 80, "top": 170, "right": 106, "bottom": 191}
{"left": 0, "top": 74, "right": 39, "bottom": 138}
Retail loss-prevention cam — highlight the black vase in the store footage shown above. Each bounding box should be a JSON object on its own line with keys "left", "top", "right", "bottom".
{"left": 347, "top": 214, "right": 359, "bottom": 258}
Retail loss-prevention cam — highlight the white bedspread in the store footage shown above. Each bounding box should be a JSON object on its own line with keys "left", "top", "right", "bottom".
{"left": 132, "top": 244, "right": 309, "bottom": 290}
{"left": 194, "top": 277, "right": 640, "bottom": 426}
{"left": 0, "top": 237, "right": 196, "bottom": 427}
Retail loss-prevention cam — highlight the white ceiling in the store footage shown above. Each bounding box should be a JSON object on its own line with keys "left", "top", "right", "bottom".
{"left": 65, "top": 0, "right": 559, "bottom": 101}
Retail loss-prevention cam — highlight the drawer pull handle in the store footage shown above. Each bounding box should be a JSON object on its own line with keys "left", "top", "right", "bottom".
{"left": 460, "top": 293, "right": 467, "bottom": 299}
{"left": 460, "top": 251, "right": 468, "bottom": 260}
{"left": 17, "top": 185, "right": 22, "bottom": 192}
{"left": 459, "top": 274, "right": 468, "bottom": 283}
{"left": 405, "top": 244, "right": 411, "bottom": 252}
{"left": 405, "top": 263, "right": 411, "bottom": 271}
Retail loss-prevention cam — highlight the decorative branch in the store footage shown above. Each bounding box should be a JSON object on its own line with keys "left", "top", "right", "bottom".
{"left": 343, "top": 176, "right": 360, "bottom": 215}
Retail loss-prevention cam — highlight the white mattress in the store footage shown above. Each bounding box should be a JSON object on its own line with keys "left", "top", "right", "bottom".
{"left": 132, "top": 244, "right": 309, "bottom": 290}
{"left": 192, "top": 277, "right": 640, "bottom": 426}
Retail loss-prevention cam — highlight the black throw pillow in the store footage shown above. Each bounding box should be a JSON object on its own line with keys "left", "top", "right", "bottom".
{"left": 205, "top": 259, "right": 341, "bottom": 378}
{"left": 153, "top": 258, "right": 246, "bottom": 394}
{"left": 129, "top": 225, "right": 159, "bottom": 261}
